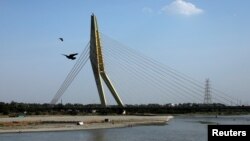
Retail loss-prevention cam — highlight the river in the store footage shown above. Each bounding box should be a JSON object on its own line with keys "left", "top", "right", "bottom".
{"left": 0, "top": 115, "right": 249, "bottom": 141}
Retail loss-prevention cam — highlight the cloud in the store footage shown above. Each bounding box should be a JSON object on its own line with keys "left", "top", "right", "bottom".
{"left": 142, "top": 7, "right": 153, "bottom": 14}
{"left": 161, "top": 0, "right": 203, "bottom": 16}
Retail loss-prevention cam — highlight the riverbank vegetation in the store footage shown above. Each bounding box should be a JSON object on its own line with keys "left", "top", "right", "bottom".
{"left": 0, "top": 101, "right": 249, "bottom": 116}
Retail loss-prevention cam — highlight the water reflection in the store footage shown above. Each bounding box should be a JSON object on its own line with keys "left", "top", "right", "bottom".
{"left": 87, "top": 130, "right": 105, "bottom": 141}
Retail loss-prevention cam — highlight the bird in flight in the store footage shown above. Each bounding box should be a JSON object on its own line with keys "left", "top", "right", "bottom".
{"left": 59, "top": 38, "right": 63, "bottom": 42}
{"left": 62, "top": 53, "right": 78, "bottom": 60}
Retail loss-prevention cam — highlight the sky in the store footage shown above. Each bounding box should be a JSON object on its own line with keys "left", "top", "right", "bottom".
{"left": 0, "top": 0, "right": 250, "bottom": 105}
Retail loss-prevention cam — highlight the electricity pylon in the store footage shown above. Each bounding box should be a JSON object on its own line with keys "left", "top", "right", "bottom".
{"left": 204, "top": 78, "right": 212, "bottom": 104}
{"left": 89, "top": 14, "right": 124, "bottom": 108}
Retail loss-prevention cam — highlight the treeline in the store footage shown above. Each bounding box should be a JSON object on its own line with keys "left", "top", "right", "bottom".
{"left": 0, "top": 101, "right": 249, "bottom": 116}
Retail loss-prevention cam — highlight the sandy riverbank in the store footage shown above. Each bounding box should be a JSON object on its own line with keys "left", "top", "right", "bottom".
{"left": 0, "top": 115, "right": 173, "bottom": 133}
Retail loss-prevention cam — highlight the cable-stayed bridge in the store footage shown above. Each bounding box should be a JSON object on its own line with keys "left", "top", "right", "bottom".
{"left": 50, "top": 14, "right": 239, "bottom": 107}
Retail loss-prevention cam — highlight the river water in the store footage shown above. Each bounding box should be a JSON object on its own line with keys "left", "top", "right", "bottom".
{"left": 0, "top": 115, "right": 249, "bottom": 141}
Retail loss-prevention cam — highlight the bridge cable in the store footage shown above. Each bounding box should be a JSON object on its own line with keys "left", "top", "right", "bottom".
{"left": 51, "top": 42, "right": 90, "bottom": 104}
{"left": 101, "top": 34, "right": 238, "bottom": 105}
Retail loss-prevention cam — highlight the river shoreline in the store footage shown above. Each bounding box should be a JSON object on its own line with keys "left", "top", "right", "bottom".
{"left": 0, "top": 115, "right": 173, "bottom": 133}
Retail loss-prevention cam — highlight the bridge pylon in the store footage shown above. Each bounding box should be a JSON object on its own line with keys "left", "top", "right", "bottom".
{"left": 89, "top": 14, "right": 124, "bottom": 108}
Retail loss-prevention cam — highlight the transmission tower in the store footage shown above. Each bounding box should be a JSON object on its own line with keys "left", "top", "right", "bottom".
{"left": 204, "top": 78, "right": 212, "bottom": 104}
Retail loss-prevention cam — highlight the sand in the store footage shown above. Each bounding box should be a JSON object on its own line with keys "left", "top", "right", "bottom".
{"left": 0, "top": 115, "right": 173, "bottom": 133}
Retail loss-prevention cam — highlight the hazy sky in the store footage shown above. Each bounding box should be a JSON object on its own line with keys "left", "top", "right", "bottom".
{"left": 0, "top": 0, "right": 250, "bottom": 104}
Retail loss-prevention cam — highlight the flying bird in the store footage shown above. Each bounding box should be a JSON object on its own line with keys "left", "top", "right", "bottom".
{"left": 59, "top": 38, "right": 63, "bottom": 42}
{"left": 62, "top": 53, "right": 78, "bottom": 60}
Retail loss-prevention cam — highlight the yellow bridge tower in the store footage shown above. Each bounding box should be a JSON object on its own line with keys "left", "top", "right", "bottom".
{"left": 89, "top": 14, "right": 124, "bottom": 108}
